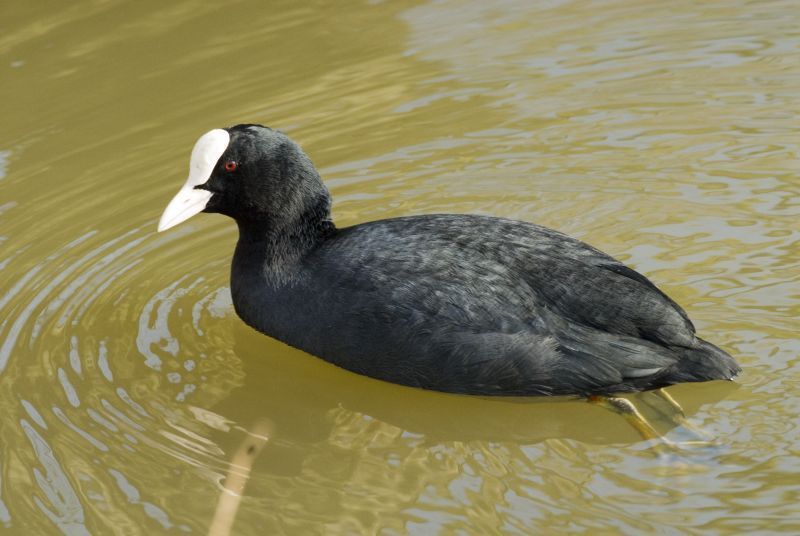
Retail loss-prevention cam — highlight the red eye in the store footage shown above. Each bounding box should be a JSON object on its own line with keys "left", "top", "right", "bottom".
{"left": 224, "top": 160, "right": 238, "bottom": 172}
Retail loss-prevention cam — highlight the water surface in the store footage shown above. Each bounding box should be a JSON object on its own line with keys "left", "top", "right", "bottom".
{"left": 1, "top": 0, "right": 799, "bottom": 533}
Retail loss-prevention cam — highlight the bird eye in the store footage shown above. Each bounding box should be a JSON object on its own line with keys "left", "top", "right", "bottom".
{"left": 224, "top": 160, "right": 238, "bottom": 172}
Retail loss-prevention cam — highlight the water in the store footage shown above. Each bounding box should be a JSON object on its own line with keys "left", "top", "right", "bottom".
{"left": 1, "top": 0, "right": 798, "bottom": 533}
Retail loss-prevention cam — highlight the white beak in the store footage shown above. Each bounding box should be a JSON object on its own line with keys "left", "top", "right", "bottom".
{"left": 157, "top": 129, "right": 231, "bottom": 232}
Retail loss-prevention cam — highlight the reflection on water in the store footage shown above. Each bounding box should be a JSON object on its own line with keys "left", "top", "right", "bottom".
{"left": 1, "top": 0, "right": 798, "bottom": 533}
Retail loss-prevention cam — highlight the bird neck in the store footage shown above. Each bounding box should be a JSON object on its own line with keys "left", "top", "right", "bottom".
{"left": 233, "top": 194, "right": 336, "bottom": 285}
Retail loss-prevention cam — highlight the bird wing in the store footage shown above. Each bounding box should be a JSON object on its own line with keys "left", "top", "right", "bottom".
{"left": 308, "top": 216, "right": 701, "bottom": 394}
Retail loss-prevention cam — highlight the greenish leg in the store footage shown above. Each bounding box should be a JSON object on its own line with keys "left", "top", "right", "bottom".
{"left": 588, "top": 394, "right": 668, "bottom": 443}
{"left": 589, "top": 390, "right": 713, "bottom": 450}
{"left": 650, "top": 388, "right": 712, "bottom": 444}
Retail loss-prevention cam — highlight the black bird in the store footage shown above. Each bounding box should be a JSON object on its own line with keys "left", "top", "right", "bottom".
{"left": 158, "top": 124, "right": 740, "bottom": 396}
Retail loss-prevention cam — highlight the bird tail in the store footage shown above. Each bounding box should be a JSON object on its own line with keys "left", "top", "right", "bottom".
{"left": 667, "top": 338, "right": 741, "bottom": 383}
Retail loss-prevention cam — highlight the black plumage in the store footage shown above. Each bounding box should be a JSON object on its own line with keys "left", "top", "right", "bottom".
{"left": 183, "top": 124, "right": 740, "bottom": 396}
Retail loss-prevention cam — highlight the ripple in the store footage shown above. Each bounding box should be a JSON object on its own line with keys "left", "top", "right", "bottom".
{"left": 1, "top": 0, "right": 798, "bottom": 532}
{"left": 0, "top": 212, "right": 251, "bottom": 532}
{"left": 0, "top": 230, "right": 97, "bottom": 372}
{"left": 0, "top": 150, "right": 9, "bottom": 179}
{"left": 21, "top": 418, "right": 90, "bottom": 535}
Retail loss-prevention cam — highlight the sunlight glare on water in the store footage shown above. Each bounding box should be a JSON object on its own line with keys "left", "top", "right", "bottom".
{"left": 0, "top": 0, "right": 798, "bottom": 533}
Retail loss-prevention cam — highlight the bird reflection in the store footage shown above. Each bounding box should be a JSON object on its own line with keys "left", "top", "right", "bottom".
{"left": 212, "top": 321, "right": 737, "bottom": 455}
{"left": 202, "top": 322, "right": 737, "bottom": 534}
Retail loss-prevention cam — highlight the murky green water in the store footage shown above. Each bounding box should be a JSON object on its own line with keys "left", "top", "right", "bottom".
{"left": 1, "top": 1, "right": 799, "bottom": 534}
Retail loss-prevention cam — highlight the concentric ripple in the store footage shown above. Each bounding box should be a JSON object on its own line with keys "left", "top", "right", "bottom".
{"left": 0, "top": 206, "right": 255, "bottom": 532}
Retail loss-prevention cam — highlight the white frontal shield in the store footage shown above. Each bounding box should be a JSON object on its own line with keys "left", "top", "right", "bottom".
{"left": 157, "top": 129, "right": 230, "bottom": 232}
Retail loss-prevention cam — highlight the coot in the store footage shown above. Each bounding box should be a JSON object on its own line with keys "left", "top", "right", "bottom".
{"left": 158, "top": 125, "right": 740, "bottom": 396}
